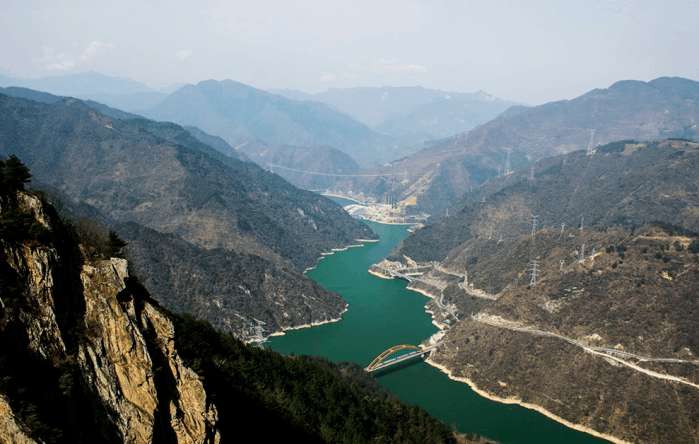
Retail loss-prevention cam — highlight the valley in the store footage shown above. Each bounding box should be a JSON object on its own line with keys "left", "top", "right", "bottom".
{"left": 268, "top": 220, "right": 607, "bottom": 444}
{"left": 2, "top": 5, "right": 699, "bottom": 440}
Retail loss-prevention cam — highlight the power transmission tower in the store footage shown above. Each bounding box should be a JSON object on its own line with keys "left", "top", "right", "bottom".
{"left": 559, "top": 259, "right": 565, "bottom": 271}
{"left": 529, "top": 260, "right": 539, "bottom": 287}
{"left": 560, "top": 222, "right": 566, "bottom": 238}
{"left": 531, "top": 215, "right": 539, "bottom": 239}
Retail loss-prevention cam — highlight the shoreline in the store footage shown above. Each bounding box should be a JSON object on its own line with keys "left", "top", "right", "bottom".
{"left": 274, "top": 224, "right": 623, "bottom": 443}
{"left": 424, "top": 358, "right": 627, "bottom": 444}
{"left": 267, "top": 304, "right": 349, "bottom": 338}
{"left": 321, "top": 192, "right": 366, "bottom": 205}
{"left": 367, "top": 268, "right": 392, "bottom": 279}
{"left": 304, "top": 239, "right": 376, "bottom": 274}
{"left": 400, "top": 276, "right": 624, "bottom": 444}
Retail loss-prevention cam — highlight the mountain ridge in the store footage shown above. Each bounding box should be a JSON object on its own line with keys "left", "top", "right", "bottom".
{"left": 146, "top": 79, "right": 397, "bottom": 166}
{"left": 347, "top": 76, "right": 699, "bottom": 217}
{"left": 0, "top": 90, "right": 376, "bottom": 339}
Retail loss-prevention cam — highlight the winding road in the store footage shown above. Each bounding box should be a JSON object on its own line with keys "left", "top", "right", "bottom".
{"left": 472, "top": 313, "right": 699, "bottom": 390}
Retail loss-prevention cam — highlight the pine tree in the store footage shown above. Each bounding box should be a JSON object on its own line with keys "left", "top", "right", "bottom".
{"left": 108, "top": 231, "right": 127, "bottom": 258}
{"left": 2, "top": 155, "right": 32, "bottom": 191}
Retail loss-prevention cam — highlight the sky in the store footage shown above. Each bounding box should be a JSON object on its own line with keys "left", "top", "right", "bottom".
{"left": 1, "top": 0, "right": 698, "bottom": 104}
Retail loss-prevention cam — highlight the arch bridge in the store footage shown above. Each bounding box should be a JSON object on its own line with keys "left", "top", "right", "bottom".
{"left": 365, "top": 343, "right": 439, "bottom": 373}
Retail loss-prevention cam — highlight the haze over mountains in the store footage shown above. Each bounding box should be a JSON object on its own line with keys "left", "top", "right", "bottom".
{"left": 2, "top": 70, "right": 699, "bottom": 444}
{"left": 239, "top": 143, "right": 361, "bottom": 190}
{"left": 0, "top": 89, "right": 376, "bottom": 338}
{"left": 144, "top": 79, "right": 402, "bottom": 166}
{"left": 275, "top": 86, "right": 515, "bottom": 142}
{"left": 0, "top": 72, "right": 517, "bottom": 175}
{"left": 345, "top": 76, "right": 699, "bottom": 217}
{"left": 4, "top": 1, "right": 699, "bottom": 442}
{"left": 0, "top": 71, "right": 172, "bottom": 111}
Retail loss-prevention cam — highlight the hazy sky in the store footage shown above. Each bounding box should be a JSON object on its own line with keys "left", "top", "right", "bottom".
{"left": 2, "top": 0, "right": 698, "bottom": 104}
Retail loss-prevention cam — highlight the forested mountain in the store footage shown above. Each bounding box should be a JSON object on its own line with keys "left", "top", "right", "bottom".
{"left": 0, "top": 85, "right": 246, "bottom": 161}
{"left": 146, "top": 80, "right": 398, "bottom": 166}
{"left": 350, "top": 77, "right": 699, "bottom": 217}
{"left": 398, "top": 139, "right": 699, "bottom": 262}
{"left": 183, "top": 125, "right": 247, "bottom": 161}
{"left": 0, "top": 181, "right": 457, "bottom": 443}
{"left": 239, "top": 143, "right": 361, "bottom": 190}
{"left": 0, "top": 91, "right": 376, "bottom": 338}
{"left": 378, "top": 139, "right": 699, "bottom": 443}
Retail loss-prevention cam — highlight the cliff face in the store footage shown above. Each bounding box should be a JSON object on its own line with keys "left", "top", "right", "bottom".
{"left": 0, "top": 188, "right": 458, "bottom": 444}
{"left": 78, "top": 259, "right": 219, "bottom": 443}
{"left": 0, "top": 192, "right": 219, "bottom": 443}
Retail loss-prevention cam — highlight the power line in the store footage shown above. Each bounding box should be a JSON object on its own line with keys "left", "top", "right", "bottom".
{"left": 265, "top": 163, "right": 408, "bottom": 178}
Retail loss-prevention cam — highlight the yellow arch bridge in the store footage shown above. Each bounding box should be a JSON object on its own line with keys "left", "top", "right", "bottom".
{"left": 365, "top": 343, "right": 439, "bottom": 373}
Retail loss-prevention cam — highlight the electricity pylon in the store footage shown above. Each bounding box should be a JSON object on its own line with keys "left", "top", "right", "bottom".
{"left": 529, "top": 260, "right": 539, "bottom": 287}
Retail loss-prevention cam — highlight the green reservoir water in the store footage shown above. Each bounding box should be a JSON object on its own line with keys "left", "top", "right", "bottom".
{"left": 268, "top": 221, "right": 606, "bottom": 444}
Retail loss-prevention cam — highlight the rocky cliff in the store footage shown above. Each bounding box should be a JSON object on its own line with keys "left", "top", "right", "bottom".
{"left": 0, "top": 184, "right": 457, "bottom": 443}
{"left": 0, "top": 191, "right": 219, "bottom": 443}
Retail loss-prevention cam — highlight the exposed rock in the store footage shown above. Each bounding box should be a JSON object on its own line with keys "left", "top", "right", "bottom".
{"left": 78, "top": 258, "right": 219, "bottom": 444}
{"left": 0, "top": 191, "right": 220, "bottom": 443}
{"left": 0, "top": 188, "right": 456, "bottom": 443}
{"left": 0, "top": 395, "right": 36, "bottom": 444}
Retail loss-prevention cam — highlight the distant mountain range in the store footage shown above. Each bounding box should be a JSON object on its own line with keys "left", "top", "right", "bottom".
{"left": 145, "top": 80, "right": 400, "bottom": 167}
{"left": 349, "top": 77, "right": 699, "bottom": 217}
{"left": 1, "top": 73, "right": 517, "bottom": 178}
{"left": 0, "top": 71, "right": 170, "bottom": 111}
{"left": 0, "top": 88, "right": 375, "bottom": 338}
{"left": 273, "top": 86, "right": 515, "bottom": 142}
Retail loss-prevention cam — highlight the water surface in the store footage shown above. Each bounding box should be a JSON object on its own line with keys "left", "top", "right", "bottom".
{"left": 269, "top": 221, "right": 606, "bottom": 443}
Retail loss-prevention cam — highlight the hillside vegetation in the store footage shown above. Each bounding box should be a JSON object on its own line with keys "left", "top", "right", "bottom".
{"left": 382, "top": 139, "right": 699, "bottom": 443}
{"left": 0, "top": 169, "right": 457, "bottom": 443}
{"left": 0, "top": 91, "right": 376, "bottom": 339}
{"left": 348, "top": 77, "right": 699, "bottom": 217}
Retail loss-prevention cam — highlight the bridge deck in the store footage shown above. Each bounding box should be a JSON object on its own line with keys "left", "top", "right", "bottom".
{"left": 366, "top": 345, "right": 438, "bottom": 372}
